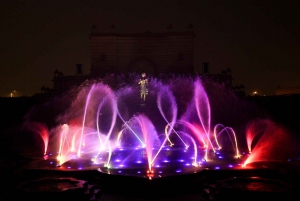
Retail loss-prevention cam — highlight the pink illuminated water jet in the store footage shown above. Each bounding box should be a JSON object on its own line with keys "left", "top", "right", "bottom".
{"left": 22, "top": 121, "right": 49, "bottom": 155}
{"left": 21, "top": 74, "right": 300, "bottom": 178}
{"left": 244, "top": 119, "right": 299, "bottom": 167}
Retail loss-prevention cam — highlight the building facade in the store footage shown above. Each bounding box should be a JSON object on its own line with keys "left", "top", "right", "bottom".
{"left": 276, "top": 86, "right": 300, "bottom": 95}
{"left": 51, "top": 24, "right": 234, "bottom": 94}
{"left": 89, "top": 24, "right": 195, "bottom": 77}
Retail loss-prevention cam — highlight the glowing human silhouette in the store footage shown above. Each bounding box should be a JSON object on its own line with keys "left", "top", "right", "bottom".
{"left": 138, "top": 72, "right": 148, "bottom": 101}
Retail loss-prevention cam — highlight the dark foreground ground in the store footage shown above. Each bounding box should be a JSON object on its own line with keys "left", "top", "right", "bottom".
{"left": 1, "top": 94, "right": 300, "bottom": 200}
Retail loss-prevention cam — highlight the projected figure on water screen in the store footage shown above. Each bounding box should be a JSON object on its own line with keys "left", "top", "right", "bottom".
{"left": 138, "top": 72, "right": 148, "bottom": 101}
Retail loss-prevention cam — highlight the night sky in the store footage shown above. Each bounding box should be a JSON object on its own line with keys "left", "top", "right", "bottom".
{"left": 0, "top": 0, "right": 299, "bottom": 97}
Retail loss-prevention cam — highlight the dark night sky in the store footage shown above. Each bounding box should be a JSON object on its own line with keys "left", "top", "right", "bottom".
{"left": 0, "top": 0, "right": 299, "bottom": 97}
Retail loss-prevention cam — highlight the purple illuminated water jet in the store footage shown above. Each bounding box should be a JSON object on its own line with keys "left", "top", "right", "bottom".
{"left": 21, "top": 74, "right": 300, "bottom": 179}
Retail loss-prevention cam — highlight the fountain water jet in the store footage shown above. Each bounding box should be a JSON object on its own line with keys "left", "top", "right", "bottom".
{"left": 21, "top": 74, "right": 300, "bottom": 180}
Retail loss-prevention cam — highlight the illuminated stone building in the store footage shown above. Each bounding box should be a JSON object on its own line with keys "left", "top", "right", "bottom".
{"left": 51, "top": 24, "right": 234, "bottom": 94}
{"left": 89, "top": 24, "right": 195, "bottom": 77}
